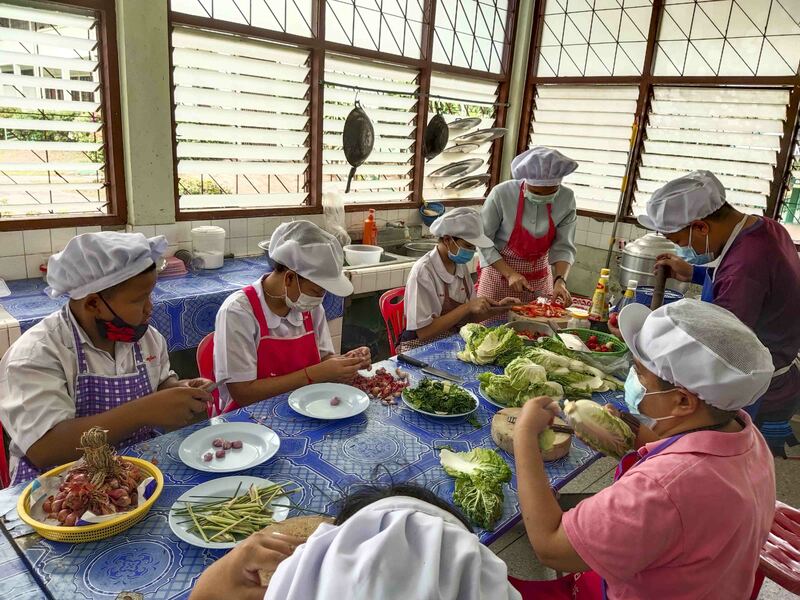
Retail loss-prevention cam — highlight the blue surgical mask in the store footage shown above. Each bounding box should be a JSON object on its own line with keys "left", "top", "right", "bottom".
{"left": 524, "top": 189, "right": 558, "bottom": 204}
{"left": 447, "top": 239, "right": 476, "bottom": 264}
{"left": 676, "top": 226, "right": 713, "bottom": 265}
{"left": 623, "top": 367, "right": 676, "bottom": 429}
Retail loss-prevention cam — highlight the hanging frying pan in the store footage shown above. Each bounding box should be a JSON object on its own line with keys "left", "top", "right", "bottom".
{"left": 427, "top": 158, "right": 484, "bottom": 179}
{"left": 423, "top": 104, "right": 450, "bottom": 161}
{"left": 443, "top": 142, "right": 481, "bottom": 154}
{"left": 445, "top": 173, "right": 491, "bottom": 191}
{"left": 342, "top": 101, "right": 375, "bottom": 193}
{"left": 447, "top": 117, "right": 482, "bottom": 132}
{"left": 452, "top": 127, "right": 507, "bottom": 144}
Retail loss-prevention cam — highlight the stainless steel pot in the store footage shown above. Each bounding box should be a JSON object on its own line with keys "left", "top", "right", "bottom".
{"left": 619, "top": 233, "right": 689, "bottom": 292}
{"left": 403, "top": 242, "right": 437, "bottom": 257}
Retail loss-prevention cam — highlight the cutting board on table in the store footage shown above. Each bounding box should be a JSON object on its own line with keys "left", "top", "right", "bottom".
{"left": 507, "top": 310, "right": 570, "bottom": 328}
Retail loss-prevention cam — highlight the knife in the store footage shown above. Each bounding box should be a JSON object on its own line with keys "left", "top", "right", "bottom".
{"left": 396, "top": 354, "right": 464, "bottom": 383}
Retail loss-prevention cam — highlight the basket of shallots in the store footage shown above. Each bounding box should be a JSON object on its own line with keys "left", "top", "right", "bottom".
{"left": 16, "top": 427, "right": 163, "bottom": 543}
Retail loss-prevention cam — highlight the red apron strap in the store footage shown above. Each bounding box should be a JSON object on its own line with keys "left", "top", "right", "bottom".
{"left": 302, "top": 311, "right": 314, "bottom": 333}
{"left": 242, "top": 285, "right": 269, "bottom": 336}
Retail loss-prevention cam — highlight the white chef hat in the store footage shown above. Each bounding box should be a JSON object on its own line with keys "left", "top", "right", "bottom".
{"left": 268, "top": 220, "right": 354, "bottom": 297}
{"left": 637, "top": 170, "right": 726, "bottom": 233}
{"left": 429, "top": 207, "right": 493, "bottom": 248}
{"left": 619, "top": 299, "right": 773, "bottom": 410}
{"left": 265, "top": 496, "right": 521, "bottom": 600}
{"left": 46, "top": 232, "right": 167, "bottom": 299}
{"left": 511, "top": 146, "right": 578, "bottom": 186}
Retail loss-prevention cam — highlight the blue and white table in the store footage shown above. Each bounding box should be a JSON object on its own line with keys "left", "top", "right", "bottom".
{"left": 0, "top": 257, "right": 344, "bottom": 353}
{"left": 0, "top": 335, "right": 621, "bottom": 599}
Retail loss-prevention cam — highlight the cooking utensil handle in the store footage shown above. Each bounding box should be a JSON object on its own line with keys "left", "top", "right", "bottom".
{"left": 397, "top": 354, "right": 427, "bottom": 368}
{"left": 650, "top": 264, "right": 668, "bottom": 310}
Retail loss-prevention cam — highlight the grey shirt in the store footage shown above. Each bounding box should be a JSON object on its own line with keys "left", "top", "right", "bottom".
{"left": 478, "top": 179, "right": 578, "bottom": 267}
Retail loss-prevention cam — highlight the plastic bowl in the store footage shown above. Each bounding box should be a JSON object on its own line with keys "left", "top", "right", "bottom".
{"left": 419, "top": 202, "right": 445, "bottom": 226}
{"left": 343, "top": 244, "right": 383, "bottom": 266}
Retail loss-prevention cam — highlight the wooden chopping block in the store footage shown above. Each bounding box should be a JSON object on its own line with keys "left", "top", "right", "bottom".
{"left": 491, "top": 407, "right": 572, "bottom": 462}
{"left": 257, "top": 516, "right": 334, "bottom": 586}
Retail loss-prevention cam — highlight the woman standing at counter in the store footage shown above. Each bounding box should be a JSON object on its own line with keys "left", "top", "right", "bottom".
{"left": 477, "top": 147, "right": 578, "bottom": 307}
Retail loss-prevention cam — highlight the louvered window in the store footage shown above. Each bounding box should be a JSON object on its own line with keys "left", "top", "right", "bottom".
{"left": 423, "top": 72, "right": 497, "bottom": 202}
{"left": 529, "top": 85, "right": 637, "bottom": 214}
{"left": 779, "top": 115, "right": 800, "bottom": 242}
{"left": 322, "top": 55, "right": 418, "bottom": 204}
{"left": 0, "top": 3, "right": 114, "bottom": 220}
{"left": 172, "top": 27, "right": 311, "bottom": 212}
{"left": 634, "top": 87, "right": 790, "bottom": 216}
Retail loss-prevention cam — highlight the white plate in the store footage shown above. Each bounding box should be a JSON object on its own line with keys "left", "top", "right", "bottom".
{"left": 288, "top": 383, "right": 369, "bottom": 420}
{"left": 178, "top": 422, "right": 280, "bottom": 473}
{"left": 401, "top": 385, "right": 478, "bottom": 418}
{"left": 478, "top": 382, "right": 508, "bottom": 409}
{"left": 168, "top": 476, "right": 289, "bottom": 549}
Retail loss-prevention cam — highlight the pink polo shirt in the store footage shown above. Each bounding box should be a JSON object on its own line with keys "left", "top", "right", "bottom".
{"left": 562, "top": 412, "right": 775, "bottom": 600}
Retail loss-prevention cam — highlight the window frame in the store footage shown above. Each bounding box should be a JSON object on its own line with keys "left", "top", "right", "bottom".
{"left": 518, "top": 0, "right": 800, "bottom": 223}
{"left": 0, "top": 0, "right": 127, "bottom": 232}
{"left": 169, "top": 0, "right": 520, "bottom": 220}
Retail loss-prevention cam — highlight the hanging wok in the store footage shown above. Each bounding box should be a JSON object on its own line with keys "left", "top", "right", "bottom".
{"left": 342, "top": 101, "right": 375, "bottom": 193}
{"left": 423, "top": 109, "right": 449, "bottom": 161}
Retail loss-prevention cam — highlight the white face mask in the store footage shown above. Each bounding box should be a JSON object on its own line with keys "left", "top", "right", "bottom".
{"left": 524, "top": 187, "right": 558, "bottom": 204}
{"left": 284, "top": 274, "right": 324, "bottom": 312}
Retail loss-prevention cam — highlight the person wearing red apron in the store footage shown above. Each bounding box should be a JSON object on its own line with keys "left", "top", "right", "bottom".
{"left": 477, "top": 147, "right": 579, "bottom": 306}
{"left": 509, "top": 300, "right": 776, "bottom": 600}
{"left": 399, "top": 207, "right": 517, "bottom": 352}
{"left": 212, "top": 220, "right": 369, "bottom": 413}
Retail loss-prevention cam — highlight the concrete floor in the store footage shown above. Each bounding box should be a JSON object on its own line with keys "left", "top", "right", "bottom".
{"left": 493, "top": 420, "right": 800, "bottom": 599}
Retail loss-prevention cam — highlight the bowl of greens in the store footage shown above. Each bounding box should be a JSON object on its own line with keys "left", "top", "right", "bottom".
{"left": 401, "top": 378, "right": 478, "bottom": 418}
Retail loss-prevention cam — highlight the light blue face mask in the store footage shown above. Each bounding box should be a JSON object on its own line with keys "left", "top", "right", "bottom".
{"left": 447, "top": 239, "right": 475, "bottom": 264}
{"left": 624, "top": 367, "right": 677, "bottom": 429}
{"left": 524, "top": 188, "right": 558, "bottom": 204}
{"left": 675, "top": 225, "right": 714, "bottom": 265}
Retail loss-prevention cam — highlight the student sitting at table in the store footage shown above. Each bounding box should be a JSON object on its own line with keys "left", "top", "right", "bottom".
{"left": 0, "top": 232, "right": 212, "bottom": 485}
{"left": 213, "top": 220, "right": 370, "bottom": 413}
{"left": 190, "top": 482, "right": 521, "bottom": 600}
{"left": 399, "top": 207, "right": 518, "bottom": 351}
{"left": 513, "top": 299, "right": 776, "bottom": 600}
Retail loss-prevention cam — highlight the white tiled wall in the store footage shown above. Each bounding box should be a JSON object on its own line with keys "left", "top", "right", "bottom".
{"left": 574, "top": 215, "right": 647, "bottom": 251}
{"left": 329, "top": 316, "right": 343, "bottom": 354}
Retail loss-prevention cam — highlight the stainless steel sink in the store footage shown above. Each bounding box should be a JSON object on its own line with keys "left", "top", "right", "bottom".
{"left": 342, "top": 250, "right": 415, "bottom": 271}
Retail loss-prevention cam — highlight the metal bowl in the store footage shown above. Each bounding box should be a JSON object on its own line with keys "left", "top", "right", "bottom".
{"left": 403, "top": 242, "right": 437, "bottom": 257}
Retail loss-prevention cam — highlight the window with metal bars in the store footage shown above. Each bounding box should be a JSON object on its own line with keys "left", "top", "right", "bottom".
{"left": 0, "top": 1, "right": 123, "bottom": 224}
{"left": 528, "top": 85, "right": 637, "bottom": 214}
{"left": 171, "top": 26, "right": 312, "bottom": 212}
{"left": 423, "top": 72, "right": 498, "bottom": 202}
{"left": 322, "top": 55, "right": 418, "bottom": 204}
{"left": 633, "top": 86, "right": 790, "bottom": 217}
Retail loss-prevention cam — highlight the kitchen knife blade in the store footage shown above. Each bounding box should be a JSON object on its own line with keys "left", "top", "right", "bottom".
{"left": 396, "top": 354, "right": 464, "bottom": 383}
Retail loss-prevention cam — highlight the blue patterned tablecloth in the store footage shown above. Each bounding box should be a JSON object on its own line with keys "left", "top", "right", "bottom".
{"left": 0, "top": 334, "right": 623, "bottom": 599}
{"left": 0, "top": 257, "right": 345, "bottom": 352}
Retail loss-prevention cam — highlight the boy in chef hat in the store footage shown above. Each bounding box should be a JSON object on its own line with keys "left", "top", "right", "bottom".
{"left": 213, "top": 220, "right": 369, "bottom": 412}
{"left": 400, "top": 207, "right": 518, "bottom": 351}
{"left": 0, "top": 232, "right": 212, "bottom": 485}
{"left": 512, "top": 299, "right": 775, "bottom": 599}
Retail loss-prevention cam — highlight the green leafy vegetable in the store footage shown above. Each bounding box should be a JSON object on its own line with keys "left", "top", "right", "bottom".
{"left": 563, "top": 400, "right": 635, "bottom": 459}
{"left": 404, "top": 379, "right": 476, "bottom": 415}
{"left": 440, "top": 448, "right": 511, "bottom": 530}
{"left": 457, "top": 325, "right": 524, "bottom": 366}
{"left": 505, "top": 357, "right": 547, "bottom": 389}
{"left": 478, "top": 368, "right": 564, "bottom": 408}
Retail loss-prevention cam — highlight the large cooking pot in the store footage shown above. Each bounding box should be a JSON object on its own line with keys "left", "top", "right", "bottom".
{"left": 619, "top": 233, "right": 689, "bottom": 292}
{"left": 403, "top": 242, "right": 437, "bottom": 257}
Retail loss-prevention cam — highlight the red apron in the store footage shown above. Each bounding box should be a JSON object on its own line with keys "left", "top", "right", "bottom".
{"left": 478, "top": 182, "right": 556, "bottom": 303}
{"left": 222, "top": 284, "right": 321, "bottom": 413}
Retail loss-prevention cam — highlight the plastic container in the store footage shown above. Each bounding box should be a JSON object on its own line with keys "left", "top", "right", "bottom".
{"left": 343, "top": 244, "right": 383, "bottom": 266}
{"left": 191, "top": 226, "right": 226, "bottom": 269}
{"left": 16, "top": 457, "right": 163, "bottom": 543}
{"left": 362, "top": 209, "right": 378, "bottom": 246}
{"left": 616, "top": 279, "right": 638, "bottom": 312}
{"left": 588, "top": 268, "right": 610, "bottom": 322}
{"left": 419, "top": 202, "right": 445, "bottom": 226}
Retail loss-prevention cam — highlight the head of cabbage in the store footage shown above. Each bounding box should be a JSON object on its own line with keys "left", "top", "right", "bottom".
{"left": 564, "top": 400, "right": 635, "bottom": 459}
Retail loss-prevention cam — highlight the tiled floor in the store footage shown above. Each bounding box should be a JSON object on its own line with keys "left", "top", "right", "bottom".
{"left": 494, "top": 421, "right": 800, "bottom": 598}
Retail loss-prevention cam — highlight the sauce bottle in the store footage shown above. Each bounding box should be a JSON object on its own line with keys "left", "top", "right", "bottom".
{"left": 362, "top": 209, "right": 378, "bottom": 246}
{"left": 588, "top": 267, "right": 610, "bottom": 330}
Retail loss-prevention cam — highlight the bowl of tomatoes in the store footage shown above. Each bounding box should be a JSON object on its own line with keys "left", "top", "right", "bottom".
{"left": 562, "top": 328, "right": 628, "bottom": 357}
{"left": 506, "top": 320, "right": 552, "bottom": 343}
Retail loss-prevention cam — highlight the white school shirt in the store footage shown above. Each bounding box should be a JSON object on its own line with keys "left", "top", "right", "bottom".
{"left": 404, "top": 248, "right": 474, "bottom": 331}
{"left": 213, "top": 277, "right": 334, "bottom": 407}
{"left": 0, "top": 305, "right": 174, "bottom": 480}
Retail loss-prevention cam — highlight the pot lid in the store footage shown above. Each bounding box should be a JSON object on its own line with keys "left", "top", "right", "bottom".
{"left": 623, "top": 233, "right": 679, "bottom": 259}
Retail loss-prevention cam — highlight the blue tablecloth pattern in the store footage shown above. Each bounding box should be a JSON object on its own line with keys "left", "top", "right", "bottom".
{"left": 0, "top": 334, "right": 624, "bottom": 599}
{"left": 0, "top": 257, "right": 345, "bottom": 352}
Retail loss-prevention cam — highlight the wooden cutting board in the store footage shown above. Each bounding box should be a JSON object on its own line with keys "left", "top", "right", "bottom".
{"left": 507, "top": 310, "right": 570, "bottom": 328}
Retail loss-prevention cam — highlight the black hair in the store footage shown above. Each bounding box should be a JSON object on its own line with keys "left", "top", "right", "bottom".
{"left": 704, "top": 202, "right": 736, "bottom": 221}
{"left": 653, "top": 374, "right": 736, "bottom": 424}
{"left": 333, "top": 482, "right": 472, "bottom": 530}
{"left": 100, "top": 262, "right": 157, "bottom": 297}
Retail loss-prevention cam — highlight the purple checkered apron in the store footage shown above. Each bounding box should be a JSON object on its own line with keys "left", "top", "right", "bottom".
{"left": 11, "top": 322, "right": 157, "bottom": 485}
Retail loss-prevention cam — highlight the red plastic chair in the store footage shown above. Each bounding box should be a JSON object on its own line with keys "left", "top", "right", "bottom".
{"left": 196, "top": 332, "right": 220, "bottom": 417}
{"left": 750, "top": 501, "right": 800, "bottom": 598}
{"left": 0, "top": 422, "right": 10, "bottom": 489}
{"left": 379, "top": 287, "right": 405, "bottom": 356}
